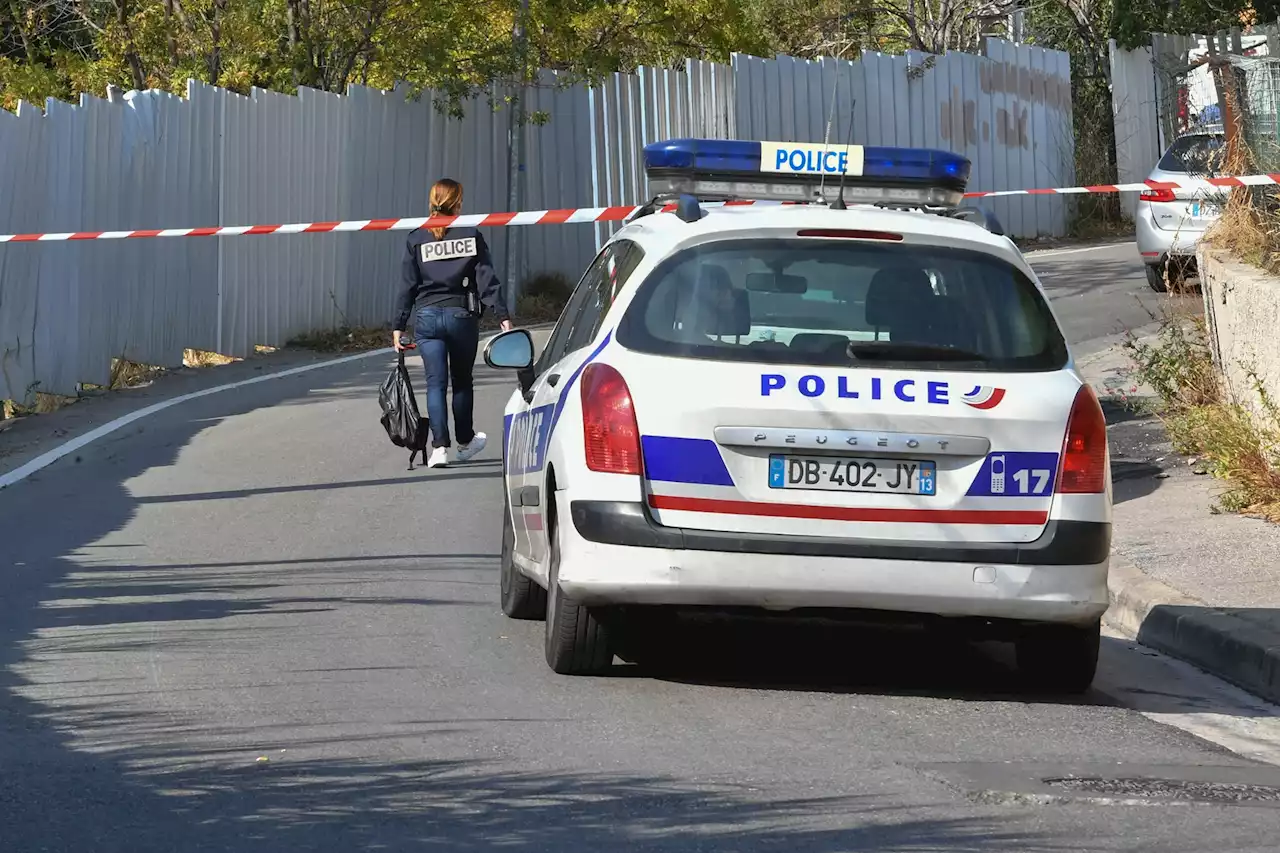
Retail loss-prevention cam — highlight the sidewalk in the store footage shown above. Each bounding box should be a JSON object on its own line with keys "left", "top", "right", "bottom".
{"left": 1081, "top": 344, "right": 1280, "bottom": 704}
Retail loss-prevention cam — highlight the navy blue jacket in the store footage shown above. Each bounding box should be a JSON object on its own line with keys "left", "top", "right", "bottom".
{"left": 393, "top": 226, "right": 510, "bottom": 330}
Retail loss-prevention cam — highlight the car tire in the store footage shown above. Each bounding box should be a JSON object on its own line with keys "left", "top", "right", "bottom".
{"left": 1015, "top": 619, "right": 1100, "bottom": 694}
{"left": 544, "top": 499, "right": 614, "bottom": 675}
{"left": 500, "top": 502, "right": 546, "bottom": 620}
{"left": 1145, "top": 263, "right": 1169, "bottom": 293}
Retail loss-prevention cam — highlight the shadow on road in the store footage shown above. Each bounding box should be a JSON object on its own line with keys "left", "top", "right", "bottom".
{"left": 614, "top": 616, "right": 1280, "bottom": 724}
{"left": 0, "top": 360, "right": 1060, "bottom": 852}
{"left": 1101, "top": 399, "right": 1166, "bottom": 505}
{"left": 0, "top": 348, "right": 1272, "bottom": 851}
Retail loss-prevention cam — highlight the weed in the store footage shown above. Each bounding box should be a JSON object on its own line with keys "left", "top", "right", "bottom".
{"left": 1123, "top": 313, "right": 1221, "bottom": 413}
{"left": 1125, "top": 304, "right": 1280, "bottom": 519}
{"left": 288, "top": 325, "right": 391, "bottom": 352}
{"left": 522, "top": 271, "right": 573, "bottom": 303}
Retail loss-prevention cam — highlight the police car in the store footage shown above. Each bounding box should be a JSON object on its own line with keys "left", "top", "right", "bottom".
{"left": 483, "top": 139, "right": 1111, "bottom": 692}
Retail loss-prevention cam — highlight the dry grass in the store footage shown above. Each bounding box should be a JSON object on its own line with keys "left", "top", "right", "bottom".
{"left": 1125, "top": 303, "right": 1280, "bottom": 520}
{"left": 2, "top": 391, "right": 77, "bottom": 420}
{"left": 287, "top": 325, "right": 391, "bottom": 353}
{"left": 185, "top": 348, "right": 240, "bottom": 368}
{"left": 2, "top": 349, "right": 243, "bottom": 427}
{"left": 1198, "top": 123, "right": 1280, "bottom": 273}
{"left": 1201, "top": 189, "right": 1275, "bottom": 271}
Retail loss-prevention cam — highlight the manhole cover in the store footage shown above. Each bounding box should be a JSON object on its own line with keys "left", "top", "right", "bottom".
{"left": 1045, "top": 777, "right": 1280, "bottom": 804}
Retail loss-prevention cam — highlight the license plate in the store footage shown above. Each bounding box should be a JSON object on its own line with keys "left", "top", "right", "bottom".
{"left": 1193, "top": 202, "right": 1219, "bottom": 217}
{"left": 768, "top": 454, "right": 936, "bottom": 495}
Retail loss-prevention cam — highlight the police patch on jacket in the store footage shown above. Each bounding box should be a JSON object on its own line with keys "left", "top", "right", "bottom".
{"left": 420, "top": 237, "right": 477, "bottom": 263}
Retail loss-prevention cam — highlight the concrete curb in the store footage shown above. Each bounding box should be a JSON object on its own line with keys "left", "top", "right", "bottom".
{"left": 1106, "top": 556, "right": 1280, "bottom": 705}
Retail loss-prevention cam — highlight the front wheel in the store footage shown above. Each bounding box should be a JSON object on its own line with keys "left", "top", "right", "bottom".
{"left": 1015, "top": 619, "right": 1100, "bottom": 694}
{"left": 500, "top": 502, "right": 546, "bottom": 620}
{"left": 544, "top": 500, "right": 614, "bottom": 675}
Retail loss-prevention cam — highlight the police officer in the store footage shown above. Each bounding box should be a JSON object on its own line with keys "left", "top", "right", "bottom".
{"left": 392, "top": 178, "right": 512, "bottom": 469}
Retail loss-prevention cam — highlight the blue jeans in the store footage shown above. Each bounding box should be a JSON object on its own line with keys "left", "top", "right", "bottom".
{"left": 414, "top": 307, "right": 479, "bottom": 449}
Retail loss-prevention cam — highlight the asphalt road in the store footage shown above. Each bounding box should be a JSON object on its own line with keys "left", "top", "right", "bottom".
{"left": 3, "top": 240, "right": 1279, "bottom": 852}
{"left": 1025, "top": 241, "right": 1172, "bottom": 358}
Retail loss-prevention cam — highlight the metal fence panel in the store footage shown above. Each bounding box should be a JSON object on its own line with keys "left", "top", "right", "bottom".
{"left": 0, "top": 103, "right": 48, "bottom": 401}
{"left": 2, "top": 38, "right": 1075, "bottom": 404}
{"left": 730, "top": 41, "right": 1073, "bottom": 238}
{"left": 1109, "top": 41, "right": 1162, "bottom": 219}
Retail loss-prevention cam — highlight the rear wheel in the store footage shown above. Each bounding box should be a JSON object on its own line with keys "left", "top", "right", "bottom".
{"left": 1015, "top": 619, "right": 1100, "bottom": 694}
{"left": 544, "top": 499, "right": 614, "bottom": 675}
{"left": 500, "top": 502, "right": 546, "bottom": 620}
{"left": 1145, "top": 263, "right": 1169, "bottom": 293}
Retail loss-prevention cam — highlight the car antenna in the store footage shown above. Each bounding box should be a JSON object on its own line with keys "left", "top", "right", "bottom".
{"left": 818, "top": 64, "right": 841, "bottom": 204}
{"left": 831, "top": 97, "right": 856, "bottom": 211}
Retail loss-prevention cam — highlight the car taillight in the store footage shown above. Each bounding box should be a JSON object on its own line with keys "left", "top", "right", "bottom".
{"left": 1139, "top": 188, "right": 1176, "bottom": 203}
{"left": 1056, "top": 384, "right": 1107, "bottom": 494}
{"left": 581, "top": 363, "right": 641, "bottom": 475}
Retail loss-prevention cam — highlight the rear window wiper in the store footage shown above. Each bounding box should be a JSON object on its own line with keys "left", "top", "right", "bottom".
{"left": 845, "top": 341, "right": 987, "bottom": 362}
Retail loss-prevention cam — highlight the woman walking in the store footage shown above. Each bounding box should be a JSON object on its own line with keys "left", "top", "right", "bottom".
{"left": 392, "top": 179, "right": 512, "bottom": 468}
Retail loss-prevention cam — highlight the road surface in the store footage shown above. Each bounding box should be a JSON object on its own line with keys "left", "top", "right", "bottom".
{"left": 3, "top": 240, "right": 1278, "bottom": 852}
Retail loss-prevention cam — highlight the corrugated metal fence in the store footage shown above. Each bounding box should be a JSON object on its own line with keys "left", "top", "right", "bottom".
{"left": 0, "top": 38, "right": 1073, "bottom": 401}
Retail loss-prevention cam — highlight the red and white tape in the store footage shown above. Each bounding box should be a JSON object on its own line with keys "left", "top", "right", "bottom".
{"left": 0, "top": 175, "right": 1272, "bottom": 243}
{"left": 962, "top": 174, "right": 1280, "bottom": 198}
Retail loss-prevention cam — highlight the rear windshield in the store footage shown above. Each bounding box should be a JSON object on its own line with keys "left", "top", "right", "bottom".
{"left": 615, "top": 238, "right": 1068, "bottom": 372}
{"left": 1157, "top": 134, "right": 1226, "bottom": 174}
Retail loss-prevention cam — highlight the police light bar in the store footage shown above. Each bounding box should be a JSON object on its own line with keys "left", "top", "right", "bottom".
{"left": 642, "top": 139, "right": 971, "bottom": 208}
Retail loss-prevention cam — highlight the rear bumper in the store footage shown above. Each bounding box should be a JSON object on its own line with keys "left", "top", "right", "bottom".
{"left": 1135, "top": 205, "right": 1205, "bottom": 261}
{"left": 570, "top": 500, "right": 1110, "bottom": 565}
{"left": 564, "top": 500, "right": 1109, "bottom": 625}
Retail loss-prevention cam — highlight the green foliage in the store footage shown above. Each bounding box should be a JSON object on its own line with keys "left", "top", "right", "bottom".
{"left": 1, "top": 0, "right": 1133, "bottom": 114}
{"left": 1111, "top": 0, "right": 1273, "bottom": 50}
{"left": 0, "top": 0, "right": 791, "bottom": 112}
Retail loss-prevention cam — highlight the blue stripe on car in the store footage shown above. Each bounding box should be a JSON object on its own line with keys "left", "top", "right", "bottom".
{"left": 640, "top": 436, "right": 735, "bottom": 486}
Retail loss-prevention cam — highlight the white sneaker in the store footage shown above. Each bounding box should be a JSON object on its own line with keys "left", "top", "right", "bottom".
{"left": 426, "top": 446, "right": 449, "bottom": 468}
{"left": 456, "top": 432, "right": 487, "bottom": 462}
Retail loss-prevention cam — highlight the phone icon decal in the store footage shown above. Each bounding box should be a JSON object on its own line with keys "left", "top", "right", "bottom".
{"left": 990, "top": 454, "right": 1006, "bottom": 495}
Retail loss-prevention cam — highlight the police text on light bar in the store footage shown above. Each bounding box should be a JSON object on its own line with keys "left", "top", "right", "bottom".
{"left": 642, "top": 138, "right": 971, "bottom": 208}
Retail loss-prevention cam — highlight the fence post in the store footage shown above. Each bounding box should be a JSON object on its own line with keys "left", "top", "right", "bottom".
{"left": 217, "top": 86, "right": 226, "bottom": 355}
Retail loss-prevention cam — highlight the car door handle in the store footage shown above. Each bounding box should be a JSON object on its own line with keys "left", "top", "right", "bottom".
{"left": 547, "top": 373, "right": 561, "bottom": 387}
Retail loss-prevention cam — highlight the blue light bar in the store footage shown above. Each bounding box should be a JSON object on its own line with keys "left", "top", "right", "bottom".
{"left": 642, "top": 138, "right": 971, "bottom": 207}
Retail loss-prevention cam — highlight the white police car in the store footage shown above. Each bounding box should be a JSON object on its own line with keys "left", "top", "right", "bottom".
{"left": 483, "top": 139, "right": 1111, "bottom": 691}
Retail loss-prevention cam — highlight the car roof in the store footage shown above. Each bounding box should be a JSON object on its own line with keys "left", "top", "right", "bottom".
{"left": 612, "top": 203, "right": 1018, "bottom": 261}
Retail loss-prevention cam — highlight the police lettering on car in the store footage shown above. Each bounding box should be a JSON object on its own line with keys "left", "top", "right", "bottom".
{"left": 479, "top": 138, "right": 1111, "bottom": 695}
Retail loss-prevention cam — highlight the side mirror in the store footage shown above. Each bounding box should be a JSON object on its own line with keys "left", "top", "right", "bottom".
{"left": 484, "top": 329, "right": 534, "bottom": 370}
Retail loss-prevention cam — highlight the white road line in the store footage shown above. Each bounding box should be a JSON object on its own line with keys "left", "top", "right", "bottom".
{"left": 0, "top": 347, "right": 396, "bottom": 491}
{"left": 0, "top": 327, "right": 537, "bottom": 491}
{"left": 1025, "top": 241, "right": 1137, "bottom": 260}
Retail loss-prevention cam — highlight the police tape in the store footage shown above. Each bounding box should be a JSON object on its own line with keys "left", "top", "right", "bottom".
{"left": 0, "top": 175, "right": 1274, "bottom": 243}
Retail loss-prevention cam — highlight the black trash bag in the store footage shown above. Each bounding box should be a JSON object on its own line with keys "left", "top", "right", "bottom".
{"left": 378, "top": 350, "right": 431, "bottom": 470}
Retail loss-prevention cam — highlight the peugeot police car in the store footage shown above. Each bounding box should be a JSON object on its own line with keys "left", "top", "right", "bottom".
{"left": 483, "top": 138, "right": 1111, "bottom": 692}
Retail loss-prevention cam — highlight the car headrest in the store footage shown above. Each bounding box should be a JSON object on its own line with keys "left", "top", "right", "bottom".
{"left": 864, "top": 267, "right": 936, "bottom": 328}
{"left": 790, "top": 333, "right": 850, "bottom": 356}
{"left": 687, "top": 265, "right": 751, "bottom": 337}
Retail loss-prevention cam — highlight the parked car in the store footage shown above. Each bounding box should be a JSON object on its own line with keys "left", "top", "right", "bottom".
{"left": 1135, "top": 129, "right": 1227, "bottom": 292}
{"left": 484, "top": 138, "right": 1112, "bottom": 693}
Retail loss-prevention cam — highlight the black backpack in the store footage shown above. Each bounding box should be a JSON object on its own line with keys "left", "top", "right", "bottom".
{"left": 378, "top": 350, "right": 431, "bottom": 469}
